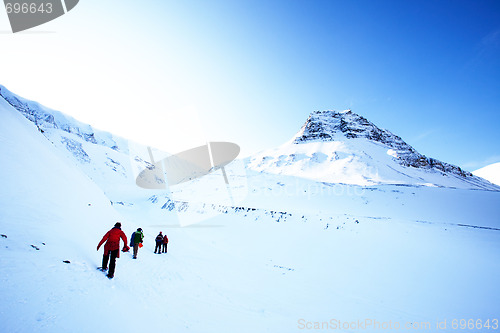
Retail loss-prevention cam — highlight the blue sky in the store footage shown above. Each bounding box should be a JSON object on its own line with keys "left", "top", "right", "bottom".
{"left": 1, "top": 0, "right": 499, "bottom": 170}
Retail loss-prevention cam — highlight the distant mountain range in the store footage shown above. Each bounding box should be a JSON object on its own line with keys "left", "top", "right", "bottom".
{"left": 1, "top": 84, "right": 498, "bottom": 197}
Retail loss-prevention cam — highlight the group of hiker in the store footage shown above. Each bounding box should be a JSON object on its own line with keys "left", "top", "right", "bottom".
{"left": 96, "top": 222, "right": 168, "bottom": 279}
{"left": 154, "top": 231, "right": 169, "bottom": 254}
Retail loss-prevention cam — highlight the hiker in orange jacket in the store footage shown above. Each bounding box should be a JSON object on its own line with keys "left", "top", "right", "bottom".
{"left": 97, "top": 222, "right": 128, "bottom": 279}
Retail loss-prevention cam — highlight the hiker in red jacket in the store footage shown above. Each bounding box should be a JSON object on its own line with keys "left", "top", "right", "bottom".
{"left": 97, "top": 222, "right": 128, "bottom": 279}
{"left": 162, "top": 234, "right": 168, "bottom": 253}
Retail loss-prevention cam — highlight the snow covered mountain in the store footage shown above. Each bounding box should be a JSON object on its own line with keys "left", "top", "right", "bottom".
{"left": 1, "top": 86, "right": 499, "bottom": 332}
{"left": 474, "top": 162, "right": 500, "bottom": 186}
{"left": 2, "top": 84, "right": 497, "bottom": 204}
{"left": 248, "top": 110, "right": 499, "bottom": 190}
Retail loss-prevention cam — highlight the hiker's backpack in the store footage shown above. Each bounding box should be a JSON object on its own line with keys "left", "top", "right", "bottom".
{"left": 134, "top": 231, "right": 143, "bottom": 244}
{"left": 129, "top": 232, "right": 136, "bottom": 247}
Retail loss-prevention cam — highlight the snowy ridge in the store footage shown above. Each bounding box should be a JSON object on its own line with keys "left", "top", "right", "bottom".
{"left": 0, "top": 85, "right": 155, "bottom": 200}
{"left": 0, "top": 85, "right": 128, "bottom": 153}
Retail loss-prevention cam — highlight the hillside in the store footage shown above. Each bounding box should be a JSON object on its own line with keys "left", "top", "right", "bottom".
{"left": 474, "top": 162, "right": 500, "bottom": 186}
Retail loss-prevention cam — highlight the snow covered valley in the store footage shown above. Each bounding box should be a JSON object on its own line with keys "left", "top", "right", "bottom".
{"left": 1, "top": 87, "right": 499, "bottom": 332}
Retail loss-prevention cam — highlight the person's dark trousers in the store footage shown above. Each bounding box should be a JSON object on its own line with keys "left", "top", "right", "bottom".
{"left": 133, "top": 244, "right": 139, "bottom": 258}
{"left": 154, "top": 243, "right": 162, "bottom": 254}
{"left": 102, "top": 249, "right": 119, "bottom": 277}
{"left": 162, "top": 244, "right": 167, "bottom": 253}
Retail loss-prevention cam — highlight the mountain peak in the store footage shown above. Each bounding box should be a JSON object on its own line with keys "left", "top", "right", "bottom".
{"left": 293, "top": 109, "right": 396, "bottom": 144}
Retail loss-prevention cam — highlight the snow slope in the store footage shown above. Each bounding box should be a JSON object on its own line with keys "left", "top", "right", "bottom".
{"left": 0, "top": 95, "right": 131, "bottom": 332}
{"left": 1, "top": 87, "right": 500, "bottom": 332}
{"left": 0, "top": 94, "right": 267, "bottom": 332}
{"left": 474, "top": 162, "right": 500, "bottom": 186}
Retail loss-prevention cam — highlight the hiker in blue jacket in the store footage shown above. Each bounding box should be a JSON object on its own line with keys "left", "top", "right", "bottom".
{"left": 154, "top": 231, "right": 163, "bottom": 254}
